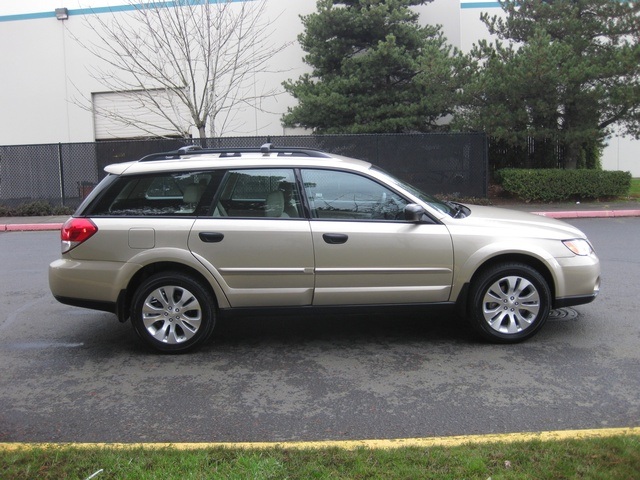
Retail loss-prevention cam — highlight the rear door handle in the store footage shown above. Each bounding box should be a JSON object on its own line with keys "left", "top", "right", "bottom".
{"left": 322, "top": 233, "right": 348, "bottom": 245}
{"left": 199, "top": 232, "right": 224, "bottom": 243}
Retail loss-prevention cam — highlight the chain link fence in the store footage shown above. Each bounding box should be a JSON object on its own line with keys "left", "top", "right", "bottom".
{"left": 0, "top": 133, "right": 487, "bottom": 209}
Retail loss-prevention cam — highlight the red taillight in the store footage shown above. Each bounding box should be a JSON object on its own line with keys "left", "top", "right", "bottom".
{"left": 61, "top": 218, "right": 98, "bottom": 253}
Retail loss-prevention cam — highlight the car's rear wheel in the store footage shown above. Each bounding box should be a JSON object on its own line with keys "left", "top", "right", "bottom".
{"left": 131, "top": 272, "right": 216, "bottom": 353}
{"left": 468, "top": 263, "right": 551, "bottom": 343}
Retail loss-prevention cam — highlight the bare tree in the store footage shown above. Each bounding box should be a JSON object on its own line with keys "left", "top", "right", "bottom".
{"left": 73, "top": 0, "right": 288, "bottom": 139}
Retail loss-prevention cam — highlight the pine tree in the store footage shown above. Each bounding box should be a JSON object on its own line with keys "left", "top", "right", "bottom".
{"left": 456, "top": 0, "right": 640, "bottom": 169}
{"left": 282, "top": 0, "right": 463, "bottom": 133}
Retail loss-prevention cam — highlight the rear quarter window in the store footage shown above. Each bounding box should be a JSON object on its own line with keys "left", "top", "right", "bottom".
{"left": 88, "top": 171, "right": 221, "bottom": 216}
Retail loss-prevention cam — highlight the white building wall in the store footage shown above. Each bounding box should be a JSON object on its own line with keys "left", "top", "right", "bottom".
{"left": 0, "top": 0, "right": 321, "bottom": 143}
{"left": 603, "top": 135, "right": 638, "bottom": 175}
{"left": 1, "top": 5, "right": 106, "bottom": 144}
{"left": 0, "top": 0, "right": 637, "bottom": 175}
{"left": 2, "top": 17, "right": 73, "bottom": 144}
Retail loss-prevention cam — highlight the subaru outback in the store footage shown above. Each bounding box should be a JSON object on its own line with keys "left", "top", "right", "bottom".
{"left": 49, "top": 144, "right": 600, "bottom": 352}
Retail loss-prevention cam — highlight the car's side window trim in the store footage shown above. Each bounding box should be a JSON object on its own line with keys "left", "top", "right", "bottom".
{"left": 194, "top": 170, "right": 226, "bottom": 217}
{"left": 293, "top": 168, "right": 314, "bottom": 219}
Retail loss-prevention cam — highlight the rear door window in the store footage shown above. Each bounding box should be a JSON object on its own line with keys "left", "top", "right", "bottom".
{"left": 213, "top": 169, "right": 302, "bottom": 218}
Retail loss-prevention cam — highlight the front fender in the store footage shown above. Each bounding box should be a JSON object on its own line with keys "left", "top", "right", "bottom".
{"left": 450, "top": 240, "right": 563, "bottom": 302}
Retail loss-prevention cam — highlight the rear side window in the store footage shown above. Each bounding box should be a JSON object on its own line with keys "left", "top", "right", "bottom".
{"left": 214, "top": 169, "right": 302, "bottom": 218}
{"left": 89, "top": 171, "right": 220, "bottom": 216}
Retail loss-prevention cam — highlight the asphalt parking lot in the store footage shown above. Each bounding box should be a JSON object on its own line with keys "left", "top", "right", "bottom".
{"left": 0, "top": 218, "right": 639, "bottom": 443}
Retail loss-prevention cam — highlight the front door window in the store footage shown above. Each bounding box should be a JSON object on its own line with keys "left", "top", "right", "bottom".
{"left": 301, "top": 169, "right": 408, "bottom": 221}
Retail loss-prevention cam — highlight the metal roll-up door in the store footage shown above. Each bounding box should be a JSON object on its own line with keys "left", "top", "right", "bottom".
{"left": 92, "top": 89, "right": 189, "bottom": 140}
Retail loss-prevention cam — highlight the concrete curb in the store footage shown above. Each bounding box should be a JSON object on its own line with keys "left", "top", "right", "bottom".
{"left": 532, "top": 210, "right": 640, "bottom": 219}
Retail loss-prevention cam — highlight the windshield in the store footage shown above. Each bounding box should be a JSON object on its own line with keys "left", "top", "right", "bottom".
{"left": 371, "top": 166, "right": 458, "bottom": 217}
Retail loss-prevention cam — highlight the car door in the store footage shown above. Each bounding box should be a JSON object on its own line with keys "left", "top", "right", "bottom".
{"left": 189, "top": 168, "right": 314, "bottom": 308}
{"left": 301, "top": 168, "right": 454, "bottom": 306}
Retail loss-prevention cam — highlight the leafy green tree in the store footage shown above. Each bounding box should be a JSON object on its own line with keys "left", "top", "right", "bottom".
{"left": 282, "top": 0, "right": 464, "bottom": 134}
{"left": 456, "top": 0, "right": 640, "bottom": 169}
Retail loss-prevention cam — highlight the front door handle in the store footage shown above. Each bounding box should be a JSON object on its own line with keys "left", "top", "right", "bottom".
{"left": 322, "top": 233, "right": 348, "bottom": 245}
{"left": 199, "top": 232, "right": 224, "bottom": 243}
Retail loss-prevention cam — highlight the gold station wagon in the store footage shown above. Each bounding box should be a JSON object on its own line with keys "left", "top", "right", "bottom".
{"left": 49, "top": 144, "right": 600, "bottom": 352}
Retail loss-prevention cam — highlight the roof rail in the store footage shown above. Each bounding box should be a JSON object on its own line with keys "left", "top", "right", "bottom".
{"left": 178, "top": 145, "right": 202, "bottom": 154}
{"left": 137, "top": 143, "right": 332, "bottom": 162}
{"left": 260, "top": 142, "right": 273, "bottom": 154}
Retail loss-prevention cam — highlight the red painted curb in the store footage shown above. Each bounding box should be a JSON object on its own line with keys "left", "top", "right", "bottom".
{"left": 2, "top": 223, "right": 63, "bottom": 232}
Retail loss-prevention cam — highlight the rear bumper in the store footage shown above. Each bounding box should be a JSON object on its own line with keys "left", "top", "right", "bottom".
{"left": 49, "top": 258, "right": 135, "bottom": 304}
{"left": 53, "top": 295, "right": 116, "bottom": 314}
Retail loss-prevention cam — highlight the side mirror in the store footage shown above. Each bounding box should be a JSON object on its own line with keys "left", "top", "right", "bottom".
{"left": 404, "top": 203, "right": 425, "bottom": 222}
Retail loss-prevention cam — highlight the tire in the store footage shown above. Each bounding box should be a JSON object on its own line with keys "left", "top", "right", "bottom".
{"left": 468, "top": 262, "right": 551, "bottom": 343}
{"left": 131, "top": 272, "right": 216, "bottom": 353}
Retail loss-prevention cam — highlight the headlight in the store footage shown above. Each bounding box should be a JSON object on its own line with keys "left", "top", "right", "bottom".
{"left": 562, "top": 238, "right": 594, "bottom": 256}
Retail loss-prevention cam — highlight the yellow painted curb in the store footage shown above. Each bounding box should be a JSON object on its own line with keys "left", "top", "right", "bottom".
{"left": 1, "top": 427, "right": 639, "bottom": 451}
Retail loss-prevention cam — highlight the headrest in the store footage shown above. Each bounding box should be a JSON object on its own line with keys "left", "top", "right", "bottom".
{"left": 183, "top": 184, "right": 205, "bottom": 204}
{"left": 265, "top": 190, "right": 284, "bottom": 217}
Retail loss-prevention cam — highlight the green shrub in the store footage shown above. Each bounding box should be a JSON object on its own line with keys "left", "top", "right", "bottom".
{"left": 497, "top": 169, "right": 632, "bottom": 202}
{"left": 52, "top": 205, "right": 75, "bottom": 215}
{"left": 0, "top": 204, "right": 13, "bottom": 217}
{"left": 0, "top": 202, "right": 74, "bottom": 217}
{"left": 13, "top": 201, "right": 54, "bottom": 216}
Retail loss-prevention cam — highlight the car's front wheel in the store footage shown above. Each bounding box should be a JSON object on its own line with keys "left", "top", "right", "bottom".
{"left": 131, "top": 272, "right": 216, "bottom": 353}
{"left": 468, "top": 263, "right": 551, "bottom": 343}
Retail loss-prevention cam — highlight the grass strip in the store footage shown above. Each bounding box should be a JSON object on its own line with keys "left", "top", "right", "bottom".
{"left": 1, "top": 434, "right": 639, "bottom": 479}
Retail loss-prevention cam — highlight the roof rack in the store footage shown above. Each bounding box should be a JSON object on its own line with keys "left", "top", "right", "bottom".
{"left": 138, "top": 143, "right": 332, "bottom": 162}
